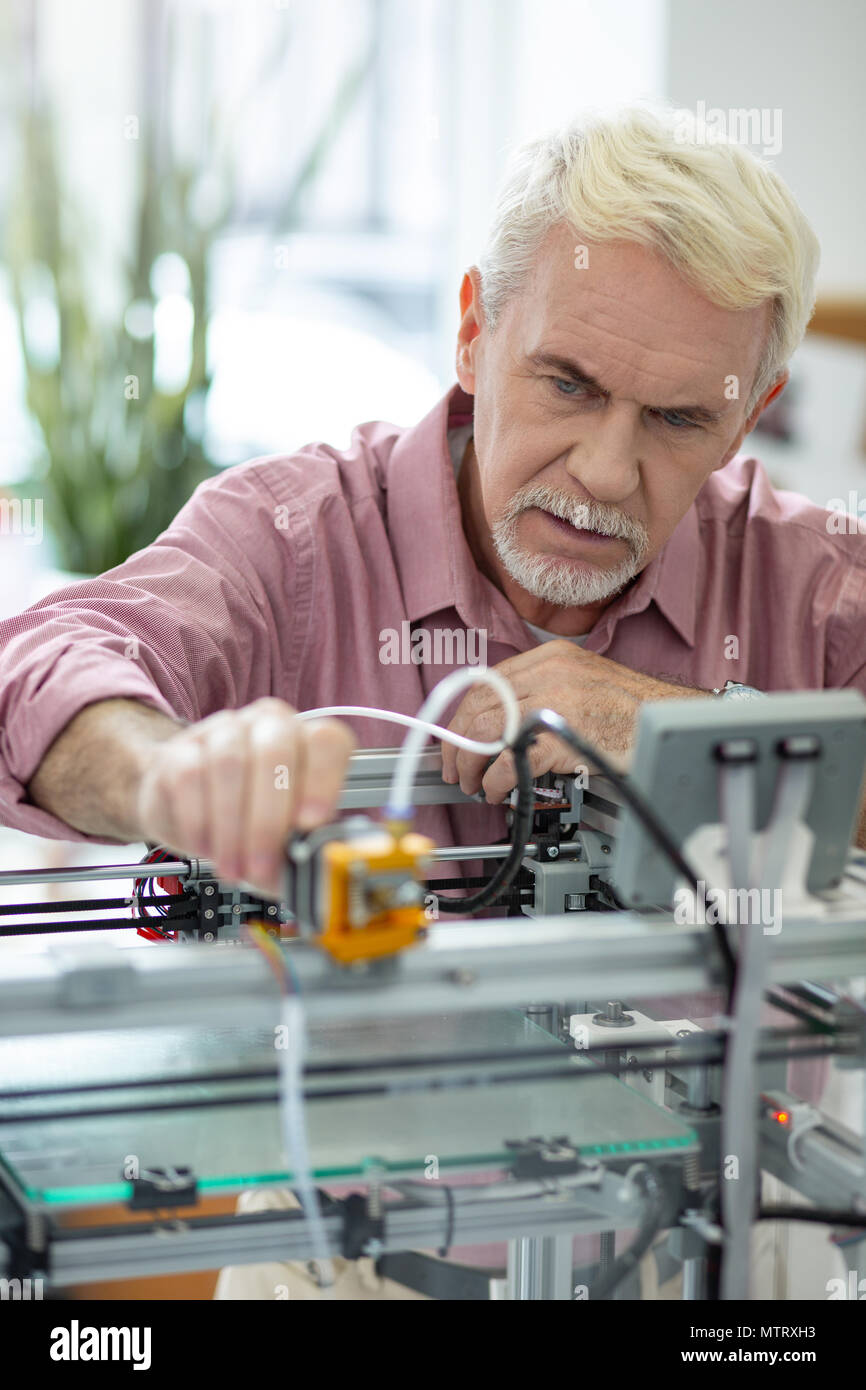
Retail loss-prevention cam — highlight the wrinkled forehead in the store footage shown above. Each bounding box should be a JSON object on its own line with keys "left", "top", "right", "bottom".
{"left": 509, "top": 225, "right": 771, "bottom": 404}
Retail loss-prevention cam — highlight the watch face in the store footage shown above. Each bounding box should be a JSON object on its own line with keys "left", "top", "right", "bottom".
{"left": 724, "top": 683, "right": 763, "bottom": 699}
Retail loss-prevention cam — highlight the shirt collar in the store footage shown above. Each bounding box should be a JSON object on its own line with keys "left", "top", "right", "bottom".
{"left": 385, "top": 382, "right": 700, "bottom": 652}
{"left": 587, "top": 502, "right": 700, "bottom": 652}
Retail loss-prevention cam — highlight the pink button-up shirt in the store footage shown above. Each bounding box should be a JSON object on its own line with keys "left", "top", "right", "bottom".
{"left": 1, "top": 382, "right": 865, "bottom": 854}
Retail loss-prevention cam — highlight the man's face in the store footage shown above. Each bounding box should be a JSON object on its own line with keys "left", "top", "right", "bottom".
{"left": 456, "top": 227, "right": 775, "bottom": 629}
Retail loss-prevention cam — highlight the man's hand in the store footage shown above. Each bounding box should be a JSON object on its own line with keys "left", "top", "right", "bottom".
{"left": 29, "top": 696, "right": 355, "bottom": 900}
{"left": 441, "top": 641, "right": 710, "bottom": 802}
{"left": 136, "top": 699, "right": 356, "bottom": 897}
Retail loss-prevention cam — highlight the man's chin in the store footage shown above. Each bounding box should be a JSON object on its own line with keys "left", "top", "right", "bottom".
{"left": 505, "top": 550, "right": 638, "bottom": 608}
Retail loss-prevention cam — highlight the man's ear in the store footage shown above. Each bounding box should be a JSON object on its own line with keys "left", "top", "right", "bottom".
{"left": 459, "top": 269, "right": 475, "bottom": 319}
{"left": 456, "top": 267, "right": 484, "bottom": 393}
{"left": 744, "top": 372, "right": 789, "bottom": 435}
{"left": 713, "top": 371, "right": 790, "bottom": 471}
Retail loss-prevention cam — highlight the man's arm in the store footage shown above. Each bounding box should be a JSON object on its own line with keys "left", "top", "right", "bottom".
{"left": 0, "top": 459, "right": 310, "bottom": 848}
{"left": 28, "top": 699, "right": 184, "bottom": 842}
{"left": 27, "top": 695, "right": 355, "bottom": 897}
{"left": 443, "top": 642, "right": 866, "bottom": 851}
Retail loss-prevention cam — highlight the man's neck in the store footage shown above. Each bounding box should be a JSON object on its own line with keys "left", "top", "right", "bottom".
{"left": 456, "top": 436, "right": 617, "bottom": 637}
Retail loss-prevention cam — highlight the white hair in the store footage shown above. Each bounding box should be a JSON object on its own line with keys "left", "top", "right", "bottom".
{"left": 477, "top": 105, "right": 820, "bottom": 414}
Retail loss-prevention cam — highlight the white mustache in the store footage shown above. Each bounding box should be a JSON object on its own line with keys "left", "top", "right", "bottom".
{"left": 502, "top": 485, "right": 649, "bottom": 554}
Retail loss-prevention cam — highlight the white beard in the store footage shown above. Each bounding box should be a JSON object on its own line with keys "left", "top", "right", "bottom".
{"left": 491, "top": 484, "right": 650, "bottom": 608}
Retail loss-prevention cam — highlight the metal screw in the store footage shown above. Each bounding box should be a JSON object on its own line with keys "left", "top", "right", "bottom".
{"left": 394, "top": 880, "right": 422, "bottom": 906}
{"left": 548, "top": 846, "right": 559, "bottom": 859}
{"left": 203, "top": 932, "right": 214, "bottom": 942}
{"left": 232, "top": 904, "right": 241, "bottom": 915}
{"left": 267, "top": 905, "right": 277, "bottom": 916}
{"left": 601, "top": 844, "right": 611, "bottom": 855}
{"left": 204, "top": 909, "right": 214, "bottom": 920}
{"left": 591, "top": 1000, "right": 634, "bottom": 1028}
{"left": 448, "top": 968, "right": 477, "bottom": 987}
{"left": 204, "top": 886, "right": 215, "bottom": 896}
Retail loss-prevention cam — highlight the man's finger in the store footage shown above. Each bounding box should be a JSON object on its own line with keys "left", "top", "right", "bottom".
{"left": 241, "top": 706, "right": 306, "bottom": 893}
{"left": 481, "top": 730, "right": 575, "bottom": 803}
{"left": 202, "top": 718, "right": 252, "bottom": 883}
{"left": 295, "top": 718, "right": 357, "bottom": 830}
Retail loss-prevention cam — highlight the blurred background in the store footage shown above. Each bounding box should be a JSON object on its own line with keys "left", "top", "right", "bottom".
{"left": 0, "top": 0, "right": 862, "bottom": 1301}
{"left": 0, "top": 1, "right": 864, "bottom": 979}
{"left": 0, "top": 0, "right": 864, "bottom": 588}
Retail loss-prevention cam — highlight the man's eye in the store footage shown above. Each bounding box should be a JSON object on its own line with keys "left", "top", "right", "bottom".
{"left": 552, "top": 377, "right": 586, "bottom": 397}
{"left": 655, "top": 409, "right": 698, "bottom": 430}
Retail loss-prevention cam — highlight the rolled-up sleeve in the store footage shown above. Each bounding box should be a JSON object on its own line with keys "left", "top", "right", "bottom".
{"left": 0, "top": 459, "right": 297, "bottom": 840}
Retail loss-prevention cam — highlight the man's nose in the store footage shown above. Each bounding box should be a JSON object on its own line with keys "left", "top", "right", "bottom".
{"left": 562, "top": 402, "right": 641, "bottom": 503}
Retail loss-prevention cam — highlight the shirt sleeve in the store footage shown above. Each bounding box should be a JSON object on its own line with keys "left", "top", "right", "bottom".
{"left": 825, "top": 558, "right": 866, "bottom": 697}
{"left": 0, "top": 459, "right": 300, "bottom": 841}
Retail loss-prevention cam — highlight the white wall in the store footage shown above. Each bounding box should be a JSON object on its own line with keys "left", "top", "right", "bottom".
{"left": 439, "top": 0, "right": 666, "bottom": 374}
{"left": 666, "top": 0, "right": 866, "bottom": 505}
{"left": 666, "top": 0, "right": 866, "bottom": 294}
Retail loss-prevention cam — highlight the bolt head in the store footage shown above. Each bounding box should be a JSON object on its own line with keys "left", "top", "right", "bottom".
{"left": 449, "top": 968, "right": 477, "bottom": 987}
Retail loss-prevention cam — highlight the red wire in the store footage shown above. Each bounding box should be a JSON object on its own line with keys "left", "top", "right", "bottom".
{"left": 135, "top": 848, "right": 179, "bottom": 942}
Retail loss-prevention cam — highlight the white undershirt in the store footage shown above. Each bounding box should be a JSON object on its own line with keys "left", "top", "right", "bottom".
{"left": 523, "top": 620, "right": 589, "bottom": 648}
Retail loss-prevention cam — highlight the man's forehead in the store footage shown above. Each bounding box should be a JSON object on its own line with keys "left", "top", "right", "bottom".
{"left": 514, "top": 225, "right": 769, "bottom": 395}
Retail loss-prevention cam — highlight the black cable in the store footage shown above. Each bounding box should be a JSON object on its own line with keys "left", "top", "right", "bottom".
{"left": 0, "top": 916, "right": 194, "bottom": 938}
{"left": 520, "top": 710, "right": 737, "bottom": 1001}
{"left": 433, "top": 721, "right": 537, "bottom": 913}
{"left": 3, "top": 1037, "right": 849, "bottom": 1123}
{"left": 437, "top": 1184, "right": 456, "bottom": 1257}
{"left": 758, "top": 1206, "right": 866, "bottom": 1228}
{"left": 431, "top": 709, "right": 735, "bottom": 999}
{"left": 0, "top": 1021, "right": 845, "bottom": 1106}
{"left": 587, "top": 1166, "right": 664, "bottom": 1300}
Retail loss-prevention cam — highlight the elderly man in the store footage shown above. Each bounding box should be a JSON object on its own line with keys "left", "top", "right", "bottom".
{"left": 2, "top": 106, "right": 863, "bottom": 878}
{"left": 0, "top": 106, "right": 863, "bottom": 1298}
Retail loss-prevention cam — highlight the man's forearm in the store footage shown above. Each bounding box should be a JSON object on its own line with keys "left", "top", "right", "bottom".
{"left": 27, "top": 699, "right": 184, "bottom": 842}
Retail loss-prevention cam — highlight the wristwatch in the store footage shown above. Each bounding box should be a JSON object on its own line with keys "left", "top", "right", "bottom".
{"left": 712, "top": 679, "right": 767, "bottom": 700}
